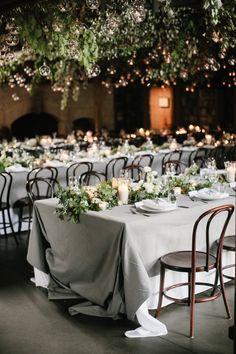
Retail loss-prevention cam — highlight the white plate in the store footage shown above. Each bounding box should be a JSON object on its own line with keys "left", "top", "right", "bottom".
{"left": 139, "top": 204, "right": 177, "bottom": 213}
{"left": 196, "top": 191, "right": 229, "bottom": 201}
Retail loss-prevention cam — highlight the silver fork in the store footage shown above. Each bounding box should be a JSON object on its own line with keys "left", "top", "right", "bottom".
{"left": 189, "top": 196, "right": 208, "bottom": 204}
{"left": 130, "top": 207, "right": 150, "bottom": 217}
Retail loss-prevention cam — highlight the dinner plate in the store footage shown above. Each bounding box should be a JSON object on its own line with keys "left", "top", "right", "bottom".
{"left": 194, "top": 191, "right": 229, "bottom": 201}
{"left": 139, "top": 204, "right": 177, "bottom": 213}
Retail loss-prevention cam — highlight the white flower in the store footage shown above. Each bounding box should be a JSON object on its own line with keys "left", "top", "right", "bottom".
{"left": 99, "top": 201, "right": 107, "bottom": 211}
{"left": 132, "top": 183, "right": 141, "bottom": 192}
{"left": 143, "top": 182, "right": 154, "bottom": 193}
{"left": 91, "top": 197, "right": 102, "bottom": 204}
{"left": 144, "top": 166, "right": 151, "bottom": 173}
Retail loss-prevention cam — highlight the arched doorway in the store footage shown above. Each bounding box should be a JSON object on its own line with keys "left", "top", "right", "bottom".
{"left": 11, "top": 112, "right": 58, "bottom": 139}
{"left": 73, "top": 117, "right": 95, "bottom": 132}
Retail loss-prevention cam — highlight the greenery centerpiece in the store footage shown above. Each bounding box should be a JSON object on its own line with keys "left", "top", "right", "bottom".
{"left": 56, "top": 180, "right": 119, "bottom": 223}
{"left": 55, "top": 166, "right": 218, "bottom": 223}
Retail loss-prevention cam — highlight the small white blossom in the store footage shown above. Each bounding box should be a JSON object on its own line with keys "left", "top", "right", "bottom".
{"left": 99, "top": 201, "right": 107, "bottom": 210}
{"left": 144, "top": 166, "right": 151, "bottom": 173}
{"left": 143, "top": 182, "right": 154, "bottom": 193}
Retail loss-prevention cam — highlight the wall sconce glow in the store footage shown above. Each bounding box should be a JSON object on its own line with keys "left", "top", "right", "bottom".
{"left": 159, "top": 97, "right": 169, "bottom": 108}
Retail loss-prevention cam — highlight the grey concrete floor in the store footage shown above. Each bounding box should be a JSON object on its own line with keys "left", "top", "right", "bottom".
{"left": 0, "top": 233, "right": 234, "bottom": 354}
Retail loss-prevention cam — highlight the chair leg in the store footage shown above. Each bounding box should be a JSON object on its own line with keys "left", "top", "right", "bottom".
{"left": 218, "top": 261, "right": 231, "bottom": 319}
{"left": 210, "top": 268, "right": 219, "bottom": 296}
{"left": 18, "top": 205, "right": 23, "bottom": 235}
{"left": 190, "top": 271, "right": 196, "bottom": 338}
{"left": 2, "top": 209, "right": 7, "bottom": 239}
{"left": 7, "top": 208, "right": 18, "bottom": 245}
{"left": 188, "top": 272, "right": 191, "bottom": 306}
{"left": 155, "top": 263, "right": 165, "bottom": 318}
{"left": 27, "top": 205, "right": 32, "bottom": 236}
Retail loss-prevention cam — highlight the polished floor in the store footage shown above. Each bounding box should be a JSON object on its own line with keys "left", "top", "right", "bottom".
{"left": 0, "top": 233, "right": 234, "bottom": 354}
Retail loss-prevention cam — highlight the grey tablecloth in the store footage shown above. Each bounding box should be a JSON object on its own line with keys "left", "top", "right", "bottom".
{"left": 27, "top": 194, "right": 235, "bottom": 321}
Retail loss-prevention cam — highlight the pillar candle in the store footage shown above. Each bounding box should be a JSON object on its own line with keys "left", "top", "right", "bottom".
{"left": 118, "top": 184, "right": 129, "bottom": 204}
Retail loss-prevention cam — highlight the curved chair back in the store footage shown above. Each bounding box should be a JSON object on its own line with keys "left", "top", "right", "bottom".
{"left": 66, "top": 162, "right": 93, "bottom": 186}
{"left": 105, "top": 157, "right": 128, "bottom": 180}
{"left": 0, "top": 172, "right": 12, "bottom": 207}
{"left": 132, "top": 154, "right": 154, "bottom": 168}
{"left": 27, "top": 166, "right": 58, "bottom": 181}
{"left": 192, "top": 204, "right": 234, "bottom": 271}
{"left": 79, "top": 171, "right": 106, "bottom": 186}
{"left": 26, "top": 177, "right": 59, "bottom": 205}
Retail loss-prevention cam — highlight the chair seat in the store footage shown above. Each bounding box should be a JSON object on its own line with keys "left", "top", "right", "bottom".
{"left": 160, "top": 251, "right": 216, "bottom": 272}
{"left": 0, "top": 202, "right": 10, "bottom": 210}
{"left": 13, "top": 197, "right": 30, "bottom": 208}
{"left": 222, "top": 235, "right": 235, "bottom": 252}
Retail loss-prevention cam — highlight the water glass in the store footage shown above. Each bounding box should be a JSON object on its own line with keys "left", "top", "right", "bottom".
{"left": 166, "top": 163, "right": 176, "bottom": 177}
{"left": 205, "top": 157, "right": 216, "bottom": 170}
{"left": 69, "top": 176, "right": 78, "bottom": 188}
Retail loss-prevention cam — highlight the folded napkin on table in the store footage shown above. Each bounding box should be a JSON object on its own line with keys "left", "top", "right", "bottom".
{"left": 230, "top": 182, "right": 236, "bottom": 189}
{"left": 135, "top": 199, "right": 175, "bottom": 210}
{"left": 189, "top": 188, "right": 228, "bottom": 200}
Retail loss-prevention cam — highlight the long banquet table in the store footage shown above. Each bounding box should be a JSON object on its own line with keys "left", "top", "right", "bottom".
{"left": 27, "top": 193, "right": 235, "bottom": 329}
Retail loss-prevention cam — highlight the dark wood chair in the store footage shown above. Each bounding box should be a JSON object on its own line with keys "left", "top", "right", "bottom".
{"left": 79, "top": 171, "right": 106, "bottom": 186}
{"left": 66, "top": 162, "right": 93, "bottom": 186}
{"left": 132, "top": 154, "right": 154, "bottom": 168}
{"left": 26, "top": 177, "right": 59, "bottom": 205}
{"left": 14, "top": 167, "right": 58, "bottom": 235}
{"left": 0, "top": 172, "right": 18, "bottom": 244}
{"left": 216, "top": 235, "right": 235, "bottom": 280}
{"left": 105, "top": 157, "right": 128, "bottom": 180}
{"left": 156, "top": 204, "right": 234, "bottom": 338}
{"left": 162, "top": 160, "right": 187, "bottom": 175}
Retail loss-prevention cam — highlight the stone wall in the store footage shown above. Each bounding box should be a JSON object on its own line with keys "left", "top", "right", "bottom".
{"left": 0, "top": 83, "right": 114, "bottom": 137}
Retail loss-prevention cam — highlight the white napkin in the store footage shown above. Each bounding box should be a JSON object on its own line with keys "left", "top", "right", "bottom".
{"left": 141, "top": 199, "right": 175, "bottom": 210}
{"left": 189, "top": 188, "right": 228, "bottom": 200}
{"left": 230, "top": 182, "right": 236, "bottom": 189}
{"left": 124, "top": 302, "right": 168, "bottom": 338}
{"left": 6, "top": 164, "right": 29, "bottom": 172}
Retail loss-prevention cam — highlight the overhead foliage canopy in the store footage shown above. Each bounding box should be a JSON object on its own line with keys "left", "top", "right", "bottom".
{"left": 0, "top": 0, "right": 235, "bottom": 108}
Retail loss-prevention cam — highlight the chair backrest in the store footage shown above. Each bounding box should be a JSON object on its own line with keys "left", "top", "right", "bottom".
{"left": 124, "top": 164, "right": 144, "bottom": 182}
{"left": 132, "top": 154, "right": 154, "bottom": 168}
{"left": 0, "top": 172, "right": 12, "bottom": 206}
{"left": 192, "top": 204, "right": 234, "bottom": 271}
{"left": 66, "top": 162, "right": 93, "bottom": 186}
{"left": 27, "top": 166, "right": 58, "bottom": 181}
{"left": 26, "top": 177, "right": 59, "bottom": 205}
{"left": 79, "top": 171, "right": 106, "bottom": 186}
{"left": 105, "top": 157, "right": 128, "bottom": 180}
{"left": 163, "top": 160, "right": 186, "bottom": 175}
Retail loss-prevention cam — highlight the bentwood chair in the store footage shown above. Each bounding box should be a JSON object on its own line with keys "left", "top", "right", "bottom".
{"left": 66, "top": 162, "right": 93, "bottom": 186}
{"left": 79, "top": 171, "right": 106, "bottom": 186}
{"left": 162, "top": 160, "right": 187, "bottom": 175}
{"left": 156, "top": 204, "right": 234, "bottom": 338}
{"left": 216, "top": 235, "right": 235, "bottom": 280}
{"left": 105, "top": 157, "right": 128, "bottom": 180}
{"left": 0, "top": 172, "right": 18, "bottom": 244}
{"left": 132, "top": 154, "right": 154, "bottom": 168}
{"left": 26, "top": 177, "right": 59, "bottom": 205}
{"left": 14, "top": 167, "right": 58, "bottom": 235}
